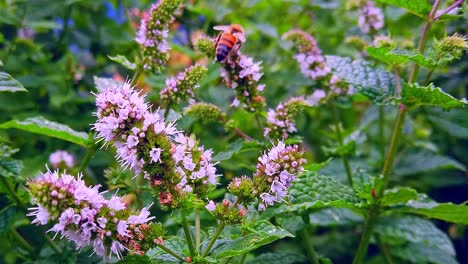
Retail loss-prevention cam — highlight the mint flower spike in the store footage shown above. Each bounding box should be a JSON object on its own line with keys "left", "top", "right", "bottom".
{"left": 264, "top": 97, "right": 311, "bottom": 140}
{"left": 135, "top": 0, "right": 184, "bottom": 72}
{"left": 253, "top": 142, "right": 306, "bottom": 211}
{"left": 283, "top": 29, "right": 331, "bottom": 80}
{"left": 26, "top": 169, "right": 162, "bottom": 259}
{"left": 160, "top": 64, "right": 208, "bottom": 104}
{"left": 49, "top": 150, "right": 75, "bottom": 169}
{"left": 358, "top": 1, "right": 384, "bottom": 34}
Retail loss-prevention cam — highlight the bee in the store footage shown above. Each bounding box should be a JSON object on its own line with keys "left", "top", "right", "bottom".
{"left": 213, "top": 24, "right": 246, "bottom": 62}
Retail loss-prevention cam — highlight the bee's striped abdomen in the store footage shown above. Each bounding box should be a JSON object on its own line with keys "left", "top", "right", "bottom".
{"left": 216, "top": 33, "right": 236, "bottom": 62}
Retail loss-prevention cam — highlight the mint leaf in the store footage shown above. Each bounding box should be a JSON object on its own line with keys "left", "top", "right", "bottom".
{"left": 352, "top": 170, "right": 382, "bottom": 202}
{"left": 0, "top": 158, "right": 23, "bottom": 178}
{"left": 146, "top": 236, "right": 188, "bottom": 263}
{"left": 289, "top": 172, "right": 365, "bottom": 211}
{"left": 392, "top": 242, "right": 457, "bottom": 264}
{"left": 309, "top": 208, "right": 363, "bottom": 226}
{"left": 394, "top": 150, "right": 465, "bottom": 176}
{"left": 245, "top": 252, "right": 307, "bottom": 264}
{"left": 326, "top": 55, "right": 395, "bottom": 104}
{"left": 427, "top": 108, "right": 468, "bottom": 139}
{"left": 0, "top": 206, "right": 16, "bottom": 236}
{"left": 381, "top": 187, "right": 419, "bottom": 206}
{"left": 0, "top": 72, "right": 27, "bottom": 92}
{"left": 108, "top": 55, "right": 137, "bottom": 70}
{"left": 375, "top": 0, "right": 432, "bottom": 18}
{"left": 375, "top": 216, "right": 455, "bottom": 255}
{"left": 388, "top": 49, "right": 433, "bottom": 68}
{"left": 366, "top": 47, "right": 433, "bottom": 68}
{"left": 0, "top": 117, "right": 90, "bottom": 147}
{"left": 401, "top": 83, "right": 468, "bottom": 109}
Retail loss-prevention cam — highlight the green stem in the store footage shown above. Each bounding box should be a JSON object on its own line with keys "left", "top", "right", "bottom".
{"left": 378, "top": 106, "right": 385, "bottom": 161}
{"left": 377, "top": 236, "right": 394, "bottom": 264}
{"left": 202, "top": 221, "right": 225, "bottom": 257}
{"left": 332, "top": 103, "right": 353, "bottom": 186}
{"left": 255, "top": 113, "right": 263, "bottom": 131}
{"left": 182, "top": 219, "right": 196, "bottom": 257}
{"left": 164, "top": 102, "right": 172, "bottom": 120}
{"left": 12, "top": 229, "right": 35, "bottom": 256}
{"left": 195, "top": 209, "right": 201, "bottom": 252}
{"left": 0, "top": 177, "right": 27, "bottom": 211}
{"left": 301, "top": 229, "right": 320, "bottom": 264}
{"left": 239, "top": 253, "right": 247, "bottom": 264}
{"left": 130, "top": 66, "right": 142, "bottom": 86}
{"left": 352, "top": 205, "right": 380, "bottom": 264}
{"left": 157, "top": 243, "right": 187, "bottom": 262}
{"left": 40, "top": 228, "right": 61, "bottom": 254}
{"left": 79, "top": 135, "right": 97, "bottom": 173}
{"left": 422, "top": 56, "right": 441, "bottom": 85}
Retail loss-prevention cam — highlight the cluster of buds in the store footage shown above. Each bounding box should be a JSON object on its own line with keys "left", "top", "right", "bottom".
{"left": 205, "top": 199, "right": 247, "bottom": 225}
{"left": 358, "top": 1, "right": 384, "bottom": 34}
{"left": 27, "top": 170, "right": 164, "bottom": 259}
{"left": 284, "top": 29, "right": 352, "bottom": 97}
{"left": 94, "top": 80, "right": 218, "bottom": 207}
{"left": 432, "top": 33, "right": 468, "bottom": 64}
{"left": 264, "top": 97, "right": 311, "bottom": 140}
{"left": 49, "top": 150, "right": 75, "bottom": 169}
{"left": 183, "top": 102, "right": 226, "bottom": 123}
{"left": 253, "top": 142, "right": 306, "bottom": 211}
{"left": 135, "top": 0, "right": 183, "bottom": 72}
{"left": 160, "top": 64, "right": 208, "bottom": 105}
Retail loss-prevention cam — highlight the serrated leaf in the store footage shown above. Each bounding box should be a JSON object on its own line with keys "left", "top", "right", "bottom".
{"left": 381, "top": 187, "right": 418, "bottom": 206}
{"left": 108, "top": 55, "right": 137, "bottom": 70}
{"left": 392, "top": 242, "right": 457, "bottom": 264}
{"left": 210, "top": 221, "right": 293, "bottom": 258}
{"left": 289, "top": 172, "right": 365, "bottom": 211}
{"left": 146, "top": 236, "right": 188, "bottom": 263}
{"left": 366, "top": 46, "right": 409, "bottom": 65}
{"left": 0, "top": 117, "right": 90, "bottom": 147}
{"left": 0, "top": 158, "right": 23, "bottom": 178}
{"left": 0, "top": 206, "right": 16, "bottom": 236}
{"left": 303, "top": 158, "right": 332, "bottom": 173}
{"left": 393, "top": 194, "right": 468, "bottom": 224}
{"left": 309, "top": 208, "right": 363, "bottom": 226}
{"left": 401, "top": 83, "right": 468, "bottom": 109}
{"left": 352, "top": 170, "right": 382, "bottom": 202}
{"left": 118, "top": 254, "right": 153, "bottom": 264}
{"left": 394, "top": 150, "right": 465, "bottom": 176}
{"left": 245, "top": 252, "right": 307, "bottom": 264}
{"left": 326, "top": 55, "right": 395, "bottom": 104}
{"left": 213, "top": 140, "right": 260, "bottom": 162}
{"left": 276, "top": 213, "right": 305, "bottom": 234}
{"left": 0, "top": 72, "right": 27, "bottom": 92}
{"left": 388, "top": 49, "right": 433, "bottom": 68}
{"left": 375, "top": 0, "right": 432, "bottom": 18}
{"left": 93, "top": 76, "right": 125, "bottom": 92}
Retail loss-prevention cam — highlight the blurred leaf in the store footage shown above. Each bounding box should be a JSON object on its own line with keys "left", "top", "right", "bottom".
{"left": 108, "top": 55, "right": 137, "bottom": 70}
{"left": 375, "top": 0, "right": 432, "bottom": 18}
{"left": 366, "top": 47, "right": 433, "bottom": 68}
{"left": 0, "top": 72, "right": 27, "bottom": 92}
{"left": 0, "top": 206, "right": 16, "bottom": 236}
{"left": 381, "top": 187, "right": 418, "bottom": 206}
{"left": 394, "top": 194, "right": 468, "bottom": 224}
{"left": 375, "top": 216, "right": 455, "bottom": 255}
{"left": 213, "top": 140, "right": 261, "bottom": 162}
{"left": 326, "top": 55, "right": 395, "bottom": 104}
{"left": 394, "top": 150, "right": 465, "bottom": 176}
{"left": 23, "top": 20, "right": 62, "bottom": 30}
{"left": 0, "top": 158, "right": 23, "bottom": 178}
{"left": 118, "top": 254, "right": 153, "bottom": 264}
{"left": 427, "top": 108, "right": 468, "bottom": 139}
{"left": 0, "top": 117, "right": 90, "bottom": 147}
{"left": 146, "top": 236, "right": 187, "bottom": 263}
{"left": 245, "top": 252, "right": 307, "bottom": 264}
{"left": 322, "top": 140, "right": 355, "bottom": 156}
{"left": 210, "top": 221, "right": 293, "bottom": 258}
{"left": 309, "top": 208, "right": 363, "bottom": 227}
{"left": 289, "top": 172, "right": 365, "bottom": 212}
{"left": 276, "top": 213, "right": 305, "bottom": 234}
{"left": 392, "top": 242, "right": 457, "bottom": 264}
{"left": 303, "top": 158, "right": 332, "bottom": 173}
{"left": 388, "top": 49, "right": 433, "bottom": 68}
{"left": 401, "top": 83, "right": 468, "bottom": 109}
{"left": 94, "top": 76, "right": 124, "bottom": 92}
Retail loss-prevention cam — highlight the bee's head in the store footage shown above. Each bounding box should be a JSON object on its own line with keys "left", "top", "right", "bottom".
{"left": 230, "top": 24, "right": 245, "bottom": 34}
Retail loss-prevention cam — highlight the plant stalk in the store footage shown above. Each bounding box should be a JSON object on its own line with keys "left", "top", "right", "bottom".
{"left": 301, "top": 229, "right": 320, "bottom": 264}
{"left": 352, "top": 205, "right": 379, "bottom": 264}
{"left": 157, "top": 243, "right": 187, "bottom": 262}
{"left": 195, "top": 209, "right": 201, "bottom": 251}
{"left": 12, "top": 229, "right": 35, "bottom": 256}
{"left": 255, "top": 113, "right": 263, "bottom": 131}
{"left": 331, "top": 103, "right": 353, "bottom": 186}
{"left": 201, "top": 221, "right": 225, "bottom": 257}
{"left": 182, "top": 220, "right": 196, "bottom": 257}
{"left": 79, "top": 135, "right": 97, "bottom": 173}
{"left": 378, "top": 106, "right": 385, "bottom": 161}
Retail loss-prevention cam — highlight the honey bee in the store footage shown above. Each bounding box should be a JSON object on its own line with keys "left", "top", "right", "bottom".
{"left": 213, "top": 24, "right": 246, "bottom": 62}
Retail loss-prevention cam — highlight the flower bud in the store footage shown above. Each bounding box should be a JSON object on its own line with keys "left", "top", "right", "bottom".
{"left": 160, "top": 64, "right": 208, "bottom": 104}
{"left": 184, "top": 102, "right": 226, "bottom": 122}
{"left": 227, "top": 176, "right": 256, "bottom": 202}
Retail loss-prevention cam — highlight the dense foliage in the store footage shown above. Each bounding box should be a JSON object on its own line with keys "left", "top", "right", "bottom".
{"left": 0, "top": 0, "right": 467, "bottom": 263}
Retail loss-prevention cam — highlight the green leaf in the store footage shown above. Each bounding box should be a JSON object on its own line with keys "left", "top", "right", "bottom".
{"left": 375, "top": 0, "right": 432, "bottom": 18}
{"left": 245, "top": 252, "right": 307, "bottom": 264}
{"left": 427, "top": 108, "right": 468, "bottom": 139}
{"left": 210, "top": 221, "right": 293, "bottom": 258}
{"left": 381, "top": 187, "right": 418, "bottom": 206}
{"left": 401, "top": 83, "right": 468, "bottom": 109}
{"left": 309, "top": 208, "right": 363, "bottom": 226}
{"left": 213, "top": 140, "right": 262, "bottom": 162}
{"left": 394, "top": 194, "right": 468, "bottom": 224}
{"left": 325, "top": 55, "right": 395, "bottom": 104}
{"left": 0, "top": 206, "right": 16, "bottom": 236}
{"left": 289, "top": 172, "right": 365, "bottom": 211}
{"left": 146, "top": 236, "right": 188, "bottom": 263}
{"left": 394, "top": 150, "right": 466, "bottom": 176}
{"left": 388, "top": 49, "right": 433, "bottom": 68}
{"left": 366, "top": 46, "right": 409, "bottom": 65}
{"left": 0, "top": 72, "right": 27, "bottom": 92}
{"left": 0, "top": 117, "right": 90, "bottom": 147}
{"left": 118, "top": 254, "right": 153, "bottom": 264}
{"left": 375, "top": 216, "right": 455, "bottom": 255}
{"left": 303, "top": 158, "right": 332, "bottom": 173}
{"left": 352, "top": 170, "right": 382, "bottom": 202}
{"left": 392, "top": 242, "right": 457, "bottom": 264}
{"left": 322, "top": 140, "right": 355, "bottom": 156}
{"left": 276, "top": 213, "right": 305, "bottom": 234}
{"left": 108, "top": 55, "right": 137, "bottom": 70}
{"left": 0, "top": 158, "right": 23, "bottom": 178}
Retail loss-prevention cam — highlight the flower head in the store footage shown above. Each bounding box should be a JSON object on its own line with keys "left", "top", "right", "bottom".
{"left": 358, "top": 1, "right": 384, "bottom": 34}
{"left": 160, "top": 64, "right": 207, "bottom": 104}
{"left": 49, "top": 150, "right": 75, "bottom": 169}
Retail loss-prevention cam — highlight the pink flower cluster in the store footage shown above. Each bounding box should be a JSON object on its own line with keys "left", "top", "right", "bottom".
{"left": 253, "top": 142, "right": 306, "bottom": 211}
{"left": 358, "top": 1, "right": 384, "bottom": 34}
{"left": 264, "top": 97, "right": 311, "bottom": 139}
{"left": 135, "top": 0, "right": 183, "bottom": 72}
{"left": 220, "top": 53, "right": 265, "bottom": 112}
{"left": 160, "top": 64, "right": 207, "bottom": 104}
{"left": 27, "top": 170, "right": 155, "bottom": 259}
{"left": 94, "top": 80, "right": 218, "bottom": 205}
{"left": 49, "top": 150, "right": 75, "bottom": 169}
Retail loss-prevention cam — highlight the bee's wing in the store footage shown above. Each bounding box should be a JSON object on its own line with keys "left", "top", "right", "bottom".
{"left": 234, "top": 32, "right": 246, "bottom": 43}
{"left": 213, "top": 25, "right": 230, "bottom": 31}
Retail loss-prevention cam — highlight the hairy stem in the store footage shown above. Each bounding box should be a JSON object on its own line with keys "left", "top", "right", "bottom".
{"left": 302, "top": 229, "right": 320, "bottom": 264}
{"left": 182, "top": 219, "right": 196, "bottom": 257}
{"left": 157, "top": 243, "right": 188, "bottom": 262}
{"left": 195, "top": 209, "right": 201, "bottom": 252}
{"left": 332, "top": 103, "right": 353, "bottom": 186}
